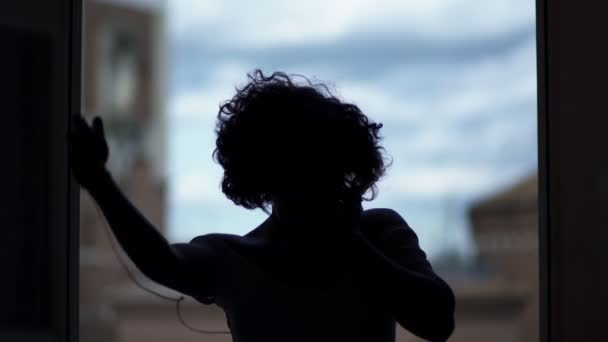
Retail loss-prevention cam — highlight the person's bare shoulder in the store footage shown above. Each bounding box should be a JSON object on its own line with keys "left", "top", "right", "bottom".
{"left": 189, "top": 232, "right": 232, "bottom": 246}
{"left": 360, "top": 208, "right": 434, "bottom": 273}
{"left": 362, "top": 208, "right": 405, "bottom": 223}
{"left": 360, "top": 207, "right": 408, "bottom": 240}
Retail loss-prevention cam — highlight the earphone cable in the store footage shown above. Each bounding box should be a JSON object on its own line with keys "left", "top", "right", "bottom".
{"left": 91, "top": 199, "right": 231, "bottom": 335}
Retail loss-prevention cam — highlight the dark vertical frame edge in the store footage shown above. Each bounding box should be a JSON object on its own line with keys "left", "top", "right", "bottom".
{"left": 68, "top": 0, "right": 82, "bottom": 341}
{"left": 535, "top": 0, "right": 550, "bottom": 341}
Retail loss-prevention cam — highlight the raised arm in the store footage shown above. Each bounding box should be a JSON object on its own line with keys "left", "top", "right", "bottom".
{"left": 86, "top": 170, "right": 216, "bottom": 296}
{"left": 349, "top": 208, "right": 455, "bottom": 342}
{"left": 69, "top": 115, "right": 216, "bottom": 299}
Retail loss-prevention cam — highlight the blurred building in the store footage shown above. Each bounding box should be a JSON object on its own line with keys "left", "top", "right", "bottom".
{"left": 79, "top": 0, "right": 168, "bottom": 341}
{"left": 445, "top": 174, "right": 539, "bottom": 342}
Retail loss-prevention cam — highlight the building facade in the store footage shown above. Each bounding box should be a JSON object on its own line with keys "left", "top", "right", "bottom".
{"left": 79, "top": 1, "right": 167, "bottom": 341}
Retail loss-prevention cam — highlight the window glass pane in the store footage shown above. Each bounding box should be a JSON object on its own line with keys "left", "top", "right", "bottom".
{"left": 81, "top": 1, "right": 538, "bottom": 341}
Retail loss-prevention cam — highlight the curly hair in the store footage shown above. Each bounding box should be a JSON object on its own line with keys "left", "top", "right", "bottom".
{"left": 213, "top": 69, "right": 391, "bottom": 213}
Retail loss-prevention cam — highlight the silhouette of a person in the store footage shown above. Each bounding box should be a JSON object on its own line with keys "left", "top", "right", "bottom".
{"left": 70, "top": 70, "right": 455, "bottom": 342}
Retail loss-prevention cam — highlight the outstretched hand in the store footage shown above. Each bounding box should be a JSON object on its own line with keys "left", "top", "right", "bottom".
{"left": 69, "top": 115, "right": 109, "bottom": 189}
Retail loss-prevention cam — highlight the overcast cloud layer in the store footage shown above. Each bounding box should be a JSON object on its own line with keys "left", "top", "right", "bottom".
{"left": 166, "top": 0, "right": 537, "bottom": 262}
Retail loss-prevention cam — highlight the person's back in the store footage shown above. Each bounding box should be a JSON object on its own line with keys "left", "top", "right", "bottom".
{"left": 69, "top": 70, "right": 455, "bottom": 342}
{"left": 185, "top": 207, "right": 441, "bottom": 342}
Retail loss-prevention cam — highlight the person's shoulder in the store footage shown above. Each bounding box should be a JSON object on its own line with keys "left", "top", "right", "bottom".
{"left": 360, "top": 208, "right": 411, "bottom": 239}
{"left": 362, "top": 207, "right": 407, "bottom": 225}
{"left": 189, "top": 232, "right": 240, "bottom": 249}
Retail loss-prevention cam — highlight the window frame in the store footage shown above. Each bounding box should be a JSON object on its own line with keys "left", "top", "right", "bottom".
{"left": 0, "top": 0, "right": 80, "bottom": 341}
{"left": 536, "top": 0, "right": 549, "bottom": 341}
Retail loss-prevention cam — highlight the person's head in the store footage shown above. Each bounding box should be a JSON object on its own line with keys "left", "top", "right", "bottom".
{"left": 213, "top": 70, "right": 391, "bottom": 215}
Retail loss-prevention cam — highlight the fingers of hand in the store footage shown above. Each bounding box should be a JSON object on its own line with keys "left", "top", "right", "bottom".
{"left": 69, "top": 118, "right": 96, "bottom": 156}
{"left": 91, "top": 117, "right": 109, "bottom": 161}
{"left": 92, "top": 116, "right": 105, "bottom": 139}
{"left": 72, "top": 114, "right": 88, "bottom": 130}
{"left": 70, "top": 115, "right": 93, "bottom": 142}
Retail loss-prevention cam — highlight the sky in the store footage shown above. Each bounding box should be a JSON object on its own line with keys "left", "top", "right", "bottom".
{"left": 164, "top": 0, "right": 538, "bottom": 263}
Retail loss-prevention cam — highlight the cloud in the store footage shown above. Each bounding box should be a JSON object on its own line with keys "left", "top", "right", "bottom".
{"left": 168, "top": 61, "right": 252, "bottom": 118}
{"left": 345, "top": 35, "right": 536, "bottom": 121}
{"left": 169, "top": 0, "right": 535, "bottom": 47}
{"left": 170, "top": 27, "right": 535, "bottom": 93}
{"left": 171, "top": 171, "right": 225, "bottom": 203}
{"left": 375, "top": 163, "right": 528, "bottom": 203}
{"left": 169, "top": 33, "right": 536, "bottom": 125}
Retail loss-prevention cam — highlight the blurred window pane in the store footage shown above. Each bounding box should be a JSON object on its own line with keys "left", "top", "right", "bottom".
{"left": 81, "top": 1, "right": 538, "bottom": 341}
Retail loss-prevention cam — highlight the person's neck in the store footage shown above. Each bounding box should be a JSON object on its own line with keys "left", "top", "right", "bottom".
{"left": 267, "top": 199, "right": 362, "bottom": 244}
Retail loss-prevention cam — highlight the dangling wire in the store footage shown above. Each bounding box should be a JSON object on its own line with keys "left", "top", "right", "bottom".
{"left": 92, "top": 200, "right": 231, "bottom": 335}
